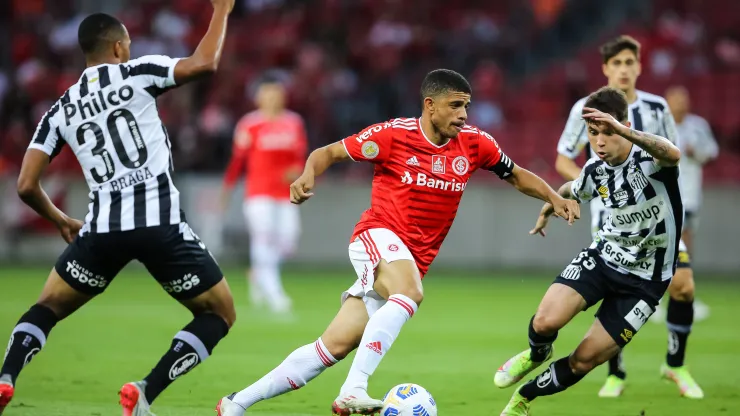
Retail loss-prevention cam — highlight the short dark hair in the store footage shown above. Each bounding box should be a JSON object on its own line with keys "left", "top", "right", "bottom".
{"left": 420, "top": 69, "right": 472, "bottom": 103}
{"left": 78, "top": 13, "right": 126, "bottom": 56}
{"left": 584, "top": 87, "right": 628, "bottom": 122}
{"left": 599, "top": 35, "right": 641, "bottom": 63}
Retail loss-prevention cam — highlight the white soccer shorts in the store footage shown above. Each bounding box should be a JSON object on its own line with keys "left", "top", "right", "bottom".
{"left": 242, "top": 196, "right": 301, "bottom": 256}
{"left": 342, "top": 228, "right": 416, "bottom": 317}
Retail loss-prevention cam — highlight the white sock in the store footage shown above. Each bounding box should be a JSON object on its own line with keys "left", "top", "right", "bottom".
{"left": 232, "top": 338, "right": 337, "bottom": 409}
{"left": 340, "top": 294, "right": 418, "bottom": 393}
{"left": 251, "top": 238, "right": 290, "bottom": 311}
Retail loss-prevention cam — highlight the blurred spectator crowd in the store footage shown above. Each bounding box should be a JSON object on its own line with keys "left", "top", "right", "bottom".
{"left": 0, "top": 0, "right": 738, "bottom": 182}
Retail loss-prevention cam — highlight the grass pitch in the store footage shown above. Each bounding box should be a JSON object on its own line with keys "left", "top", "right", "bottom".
{"left": 1, "top": 267, "right": 738, "bottom": 415}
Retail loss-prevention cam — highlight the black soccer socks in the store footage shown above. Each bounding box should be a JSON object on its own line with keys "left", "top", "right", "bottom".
{"left": 1, "top": 304, "right": 59, "bottom": 385}
{"left": 607, "top": 353, "right": 627, "bottom": 379}
{"left": 666, "top": 297, "right": 693, "bottom": 367}
{"left": 528, "top": 316, "right": 557, "bottom": 362}
{"left": 519, "top": 356, "right": 585, "bottom": 400}
{"left": 143, "top": 313, "right": 229, "bottom": 403}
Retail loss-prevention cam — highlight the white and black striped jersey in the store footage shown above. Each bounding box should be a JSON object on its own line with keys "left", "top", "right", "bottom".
{"left": 29, "top": 55, "right": 182, "bottom": 234}
{"left": 571, "top": 146, "right": 683, "bottom": 281}
{"left": 676, "top": 114, "right": 718, "bottom": 212}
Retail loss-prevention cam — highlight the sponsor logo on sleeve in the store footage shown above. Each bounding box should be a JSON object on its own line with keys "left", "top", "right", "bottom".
{"left": 361, "top": 141, "right": 379, "bottom": 159}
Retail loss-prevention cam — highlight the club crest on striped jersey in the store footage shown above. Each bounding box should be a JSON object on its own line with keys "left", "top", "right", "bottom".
{"left": 362, "top": 141, "right": 379, "bottom": 159}
{"left": 452, "top": 156, "right": 469, "bottom": 175}
{"left": 431, "top": 155, "right": 446, "bottom": 174}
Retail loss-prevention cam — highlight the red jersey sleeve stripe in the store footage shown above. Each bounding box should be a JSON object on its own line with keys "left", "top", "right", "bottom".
{"left": 363, "top": 231, "right": 383, "bottom": 264}
{"left": 389, "top": 297, "right": 415, "bottom": 317}
{"left": 359, "top": 232, "right": 378, "bottom": 264}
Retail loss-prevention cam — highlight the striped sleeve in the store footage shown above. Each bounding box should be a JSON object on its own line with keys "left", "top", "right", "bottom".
{"left": 571, "top": 159, "right": 599, "bottom": 203}
{"left": 120, "top": 55, "right": 181, "bottom": 93}
{"left": 478, "top": 130, "right": 514, "bottom": 179}
{"left": 28, "top": 100, "right": 66, "bottom": 158}
{"left": 557, "top": 98, "right": 589, "bottom": 158}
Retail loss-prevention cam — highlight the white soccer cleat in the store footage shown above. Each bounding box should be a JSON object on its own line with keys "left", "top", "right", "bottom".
{"left": 331, "top": 389, "right": 384, "bottom": 415}
{"left": 216, "top": 393, "right": 247, "bottom": 416}
{"left": 693, "top": 299, "right": 710, "bottom": 322}
{"left": 119, "top": 381, "right": 155, "bottom": 416}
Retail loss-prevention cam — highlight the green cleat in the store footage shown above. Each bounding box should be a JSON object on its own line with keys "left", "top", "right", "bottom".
{"left": 500, "top": 386, "right": 531, "bottom": 416}
{"left": 598, "top": 375, "right": 626, "bottom": 398}
{"left": 661, "top": 364, "right": 704, "bottom": 399}
{"left": 494, "top": 347, "right": 553, "bottom": 389}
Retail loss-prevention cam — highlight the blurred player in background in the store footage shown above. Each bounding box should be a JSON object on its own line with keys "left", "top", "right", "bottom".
{"left": 554, "top": 35, "right": 703, "bottom": 399}
{"left": 216, "top": 69, "right": 580, "bottom": 416}
{"left": 221, "top": 76, "right": 307, "bottom": 315}
{"left": 665, "top": 86, "right": 718, "bottom": 255}
{"left": 0, "top": 2, "right": 237, "bottom": 415}
{"left": 496, "top": 87, "right": 682, "bottom": 416}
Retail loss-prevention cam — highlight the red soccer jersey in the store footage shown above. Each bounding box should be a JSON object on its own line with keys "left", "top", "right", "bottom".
{"left": 342, "top": 117, "right": 515, "bottom": 276}
{"left": 223, "top": 110, "right": 308, "bottom": 199}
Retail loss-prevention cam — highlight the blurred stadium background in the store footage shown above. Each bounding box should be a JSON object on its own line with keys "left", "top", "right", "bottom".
{"left": 1, "top": 0, "right": 739, "bottom": 415}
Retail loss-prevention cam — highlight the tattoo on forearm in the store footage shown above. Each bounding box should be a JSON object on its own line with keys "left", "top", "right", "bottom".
{"left": 628, "top": 129, "right": 670, "bottom": 158}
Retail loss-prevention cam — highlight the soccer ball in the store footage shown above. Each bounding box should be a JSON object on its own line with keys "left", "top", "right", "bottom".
{"left": 381, "top": 383, "right": 437, "bottom": 416}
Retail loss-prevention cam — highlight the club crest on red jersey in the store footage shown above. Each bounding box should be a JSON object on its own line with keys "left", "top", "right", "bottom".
{"left": 361, "top": 141, "right": 379, "bottom": 159}
{"left": 452, "top": 156, "right": 469, "bottom": 175}
{"left": 431, "top": 155, "right": 446, "bottom": 174}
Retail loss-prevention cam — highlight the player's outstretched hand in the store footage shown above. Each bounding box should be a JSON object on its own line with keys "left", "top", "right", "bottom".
{"left": 582, "top": 107, "right": 628, "bottom": 135}
{"left": 290, "top": 173, "right": 315, "bottom": 204}
{"left": 551, "top": 197, "right": 580, "bottom": 225}
{"left": 529, "top": 208, "right": 551, "bottom": 237}
{"left": 57, "top": 216, "right": 83, "bottom": 244}
{"left": 211, "top": 0, "right": 235, "bottom": 13}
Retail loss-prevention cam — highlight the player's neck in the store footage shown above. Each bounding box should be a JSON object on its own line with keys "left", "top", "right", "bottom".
{"left": 260, "top": 108, "right": 284, "bottom": 120}
{"left": 419, "top": 115, "right": 450, "bottom": 146}
{"left": 85, "top": 56, "right": 118, "bottom": 68}
{"left": 622, "top": 88, "right": 638, "bottom": 104}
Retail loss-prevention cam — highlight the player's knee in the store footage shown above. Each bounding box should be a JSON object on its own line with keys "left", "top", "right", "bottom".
{"left": 532, "top": 313, "right": 561, "bottom": 336}
{"left": 669, "top": 272, "right": 695, "bottom": 302}
{"left": 321, "top": 337, "right": 358, "bottom": 361}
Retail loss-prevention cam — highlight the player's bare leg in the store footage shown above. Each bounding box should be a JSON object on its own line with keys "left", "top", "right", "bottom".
{"left": 217, "top": 297, "right": 369, "bottom": 416}
{"left": 120, "top": 279, "right": 235, "bottom": 416}
{"left": 333, "top": 259, "right": 422, "bottom": 415}
{"left": 495, "top": 283, "right": 586, "bottom": 388}
{"left": 662, "top": 267, "right": 703, "bottom": 398}
{"left": 502, "top": 319, "right": 619, "bottom": 415}
{"left": 0, "top": 268, "right": 94, "bottom": 415}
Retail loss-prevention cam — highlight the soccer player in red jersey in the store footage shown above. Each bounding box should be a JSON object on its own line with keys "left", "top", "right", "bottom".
{"left": 222, "top": 76, "right": 308, "bottom": 314}
{"left": 216, "top": 69, "right": 580, "bottom": 416}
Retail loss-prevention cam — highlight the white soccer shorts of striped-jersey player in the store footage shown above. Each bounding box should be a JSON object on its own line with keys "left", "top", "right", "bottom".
{"left": 571, "top": 146, "right": 683, "bottom": 281}
{"left": 28, "top": 55, "right": 183, "bottom": 235}
{"left": 557, "top": 90, "right": 679, "bottom": 238}
{"left": 342, "top": 228, "right": 415, "bottom": 317}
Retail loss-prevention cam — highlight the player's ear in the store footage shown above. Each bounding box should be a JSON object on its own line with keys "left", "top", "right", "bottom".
{"left": 601, "top": 63, "right": 609, "bottom": 78}
{"left": 423, "top": 97, "right": 435, "bottom": 114}
{"left": 635, "top": 60, "right": 642, "bottom": 77}
{"left": 113, "top": 40, "right": 122, "bottom": 60}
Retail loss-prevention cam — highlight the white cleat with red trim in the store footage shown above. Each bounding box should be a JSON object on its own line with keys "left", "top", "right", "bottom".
{"left": 331, "top": 389, "right": 384, "bottom": 415}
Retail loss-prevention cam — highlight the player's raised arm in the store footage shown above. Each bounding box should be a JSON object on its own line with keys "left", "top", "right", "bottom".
{"left": 289, "top": 141, "right": 351, "bottom": 204}
{"left": 583, "top": 107, "right": 681, "bottom": 166}
{"left": 173, "top": 0, "right": 235, "bottom": 84}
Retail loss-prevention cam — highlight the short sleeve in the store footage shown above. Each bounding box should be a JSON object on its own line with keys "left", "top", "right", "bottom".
{"left": 557, "top": 99, "right": 589, "bottom": 159}
{"left": 571, "top": 159, "right": 599, "bottom": 203}
{"left": 661, "top": 106, "right": 679, "bottom": 145}
{"left": 28, "top": 101, "right": 66, "bottom": 160}
{"left": 121, "top": 55, "right": 181, "bottom": 91}
{"left": 341, "top": 121, "right": 394, "bottom": 163}
{"left": 478, "top": 130, "right": 515, "bottom": 179}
